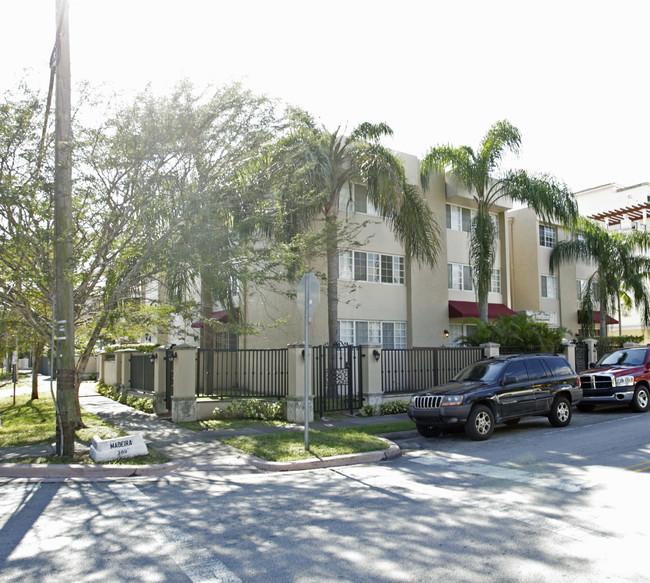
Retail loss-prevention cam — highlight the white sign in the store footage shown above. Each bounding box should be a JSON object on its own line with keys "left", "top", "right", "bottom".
{"left": 297, "top": 273, "right": 320, "bottom": 320}
{"left": 11, "top": 350, "right": 17, "bottom": 365}
{"left": 90, "top": 434, "right": 148, "bottom": 462}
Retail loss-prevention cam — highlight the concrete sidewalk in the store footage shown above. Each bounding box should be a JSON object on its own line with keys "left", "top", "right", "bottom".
{"left": 0, "top": 381, "right": 410, "bottom": 481}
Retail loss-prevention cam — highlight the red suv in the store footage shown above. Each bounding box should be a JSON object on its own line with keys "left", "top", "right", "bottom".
{"left": 578, "top": 347, "right": 650, "bottom": 413}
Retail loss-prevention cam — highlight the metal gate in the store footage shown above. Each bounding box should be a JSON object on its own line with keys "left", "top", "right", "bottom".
{"left": 129, "top": 353, "right": 154, "bottom": 392}
{"left": 312, "top": 344, "right": 362, "bottom": 416}
{"left": 574, "top": 341, "right": 589, "bottom": 372}
{"left": 164, "top": 348, "right": 174, "bottom": 410}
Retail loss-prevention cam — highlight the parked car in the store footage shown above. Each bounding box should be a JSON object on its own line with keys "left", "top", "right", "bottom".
{"left": 578, "top": 346, "right": 650, "bottom": 413}
{"left": 407, "top": 354, "right": 582, "bottom": 441}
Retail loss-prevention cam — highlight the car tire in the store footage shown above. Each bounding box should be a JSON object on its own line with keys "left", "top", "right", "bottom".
{"left": 630, "top": 385, "right": 650, "bottom": 413}
{"left": 548, "top": 395, "right": 572, "bottom": 427}
{"left": 577, "top": 403, "right": 595, "bottom": 413}
{"left": 465, "top": 404, "right": 494, "bottom": 441}
{"left": 504, "top": 418, "right": 521, "bottom": 426}
{"left": 416, "top": 424, "right": 441, "bottom": 438}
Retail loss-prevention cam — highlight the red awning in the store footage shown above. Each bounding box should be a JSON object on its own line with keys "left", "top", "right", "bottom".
{"left": 191, "top": 309, "right": 235, "bottom": 329}
{"left": 448, "top": 300, "right": 518, "bottom": 319}
{"left": 578, "top": 311, "right": 618, "bottom": 325}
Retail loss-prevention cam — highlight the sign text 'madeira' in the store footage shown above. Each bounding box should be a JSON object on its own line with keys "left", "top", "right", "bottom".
{"left": 109, "top": 439, "right": 133, "bottom": 449}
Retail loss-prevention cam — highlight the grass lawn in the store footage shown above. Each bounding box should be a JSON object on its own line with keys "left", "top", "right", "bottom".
{"left": 221, "top": 421, "right": 415, "bottom": 462}
{"left": 0, "top": 390, "right": 168, "bottom": 465}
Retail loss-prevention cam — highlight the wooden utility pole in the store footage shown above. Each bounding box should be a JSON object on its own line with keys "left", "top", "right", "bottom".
{"left": 54, "top": 0, "right": 76, "bottom": 456}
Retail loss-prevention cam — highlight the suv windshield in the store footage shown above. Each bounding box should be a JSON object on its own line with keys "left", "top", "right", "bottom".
{"left": 454, "top": 361, "right": 507, "bottom": 383}
{"left": 597, "top": 350, "right": 647, "bottom": 367}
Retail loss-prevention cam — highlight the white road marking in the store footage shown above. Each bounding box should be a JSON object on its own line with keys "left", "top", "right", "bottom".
{"left": 109, "top": 483, "right": 241, "bottom": 583}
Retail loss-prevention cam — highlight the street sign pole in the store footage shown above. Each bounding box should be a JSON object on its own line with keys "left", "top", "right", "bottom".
{"left": 303, "top": 282, "right": 310, "bottom": 450}
{"left": 297, "top": 273, "right": 320, "bottom": 452}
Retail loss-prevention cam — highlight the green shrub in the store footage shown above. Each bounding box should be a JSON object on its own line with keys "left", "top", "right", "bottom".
{"left": 379, "top": 400, "right": 409, "bottom": 415}
{"left": 360, "top": 403, "right": 377, "bottom": 417}
{"left": 214, "top": 399, "right": 286, "bottom": 421}
{"left": 95, "top": 382, "right": 154, "bottom": 414}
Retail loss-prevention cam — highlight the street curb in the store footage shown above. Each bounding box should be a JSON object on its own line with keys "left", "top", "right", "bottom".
{"left": 249, "top": 438, "right": 401, "bottom": 471}
{"left": 0, "top": 459, "right": 183, "bottom": 479}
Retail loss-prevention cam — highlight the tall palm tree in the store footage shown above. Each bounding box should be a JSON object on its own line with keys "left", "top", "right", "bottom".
{"left": 271, "top": 113, "right": 441, "bottom": 346}
{"left": 550, "top": 217, "right": 650, "bottom": 337}
{"left": 420, "top": 120, "right": 578, "bottom": 323}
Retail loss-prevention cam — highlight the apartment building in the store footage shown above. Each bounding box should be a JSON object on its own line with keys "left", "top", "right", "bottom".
{"left": 574, "top": 182, "right": 650, "bottom": 339}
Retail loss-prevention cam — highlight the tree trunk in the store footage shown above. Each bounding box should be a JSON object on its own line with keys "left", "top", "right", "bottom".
{"left": 31, "top": 341, "right": 45, "bottom": 400}
{"left": 325, "top": 214, "right": 339, "bottom": 347}
{"left": 200, "top": 276, "right": 215, "bottom": 350}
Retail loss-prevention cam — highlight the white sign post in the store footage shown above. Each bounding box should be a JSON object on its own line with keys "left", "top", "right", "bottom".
{"left": 297, "top": 273, "right": 320, "bottom": 450}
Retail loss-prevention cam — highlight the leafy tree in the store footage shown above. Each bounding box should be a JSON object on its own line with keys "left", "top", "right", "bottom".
{"left": 0, "top": 81, "right": 283, "bottom": 433}
{"left": 420, "top": 120, "right": 578, "bottom": 323}
{"left": 270, "top": 112, "right": 442, "bottom": 345}
{"left": 458, "top": 313, "right": 566, "bottom": 351}
{"left": 550, "top": 217, "right": 650, "bottom": 337}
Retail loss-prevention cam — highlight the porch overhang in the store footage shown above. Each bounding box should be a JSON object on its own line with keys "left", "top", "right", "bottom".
{"left": 191, "top": 309, "right": 236, "bottom": 329}
{"left": 578, "top": 310, "right": 619, "bottom": 325}
{"left": 448, "top": 300, "right": 517, "bottom": 319}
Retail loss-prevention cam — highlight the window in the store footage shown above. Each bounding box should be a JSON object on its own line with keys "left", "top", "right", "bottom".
{"left": 446, "top": 205, "right": 499, "bottom": 236}
{"left": 340, "top": 251, "right": 404, "bottom": 285}
{"left": 577, "top": 279, "right": 587, "bottom": 301}
{"left": 449, "top": 323, "right": 477, "bottom": 345}
{"left": 338, "top": 320, "right": 407, "bottom": 348}
{"left": 539, "top": 225, "right": 557, "bottom": 248}
{"left": 446, "top": 204, "right": 473, "bottom": 232}
{"left": 342, "top": 183, "right": 381, "bottom": 217}
{"left": 541, "top": 275, "right": 559, "bottom": 299}
{"left": 491, "top": 269, "right": 501, "bottom": 294}
{"left": 448, "top": 263, "right": 473, "bottom": 291}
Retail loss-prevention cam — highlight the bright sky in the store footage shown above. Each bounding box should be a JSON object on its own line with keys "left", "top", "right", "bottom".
{"left": 2, "top": 0, "right": 649, "bottom": 193}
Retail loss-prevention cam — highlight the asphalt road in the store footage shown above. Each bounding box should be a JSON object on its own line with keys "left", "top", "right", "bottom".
{"left": 1, "top": 406, "right": 649, "bottom": 582}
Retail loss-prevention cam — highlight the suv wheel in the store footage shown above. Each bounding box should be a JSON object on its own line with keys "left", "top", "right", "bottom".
{"left": 548, "top": 396, "right": 571, "bottom": 427}
{"left": 630, "top": 385, "right": 650, "bottom": 413}
{"left": 416, "top": 424, "right": 441, "bottom": 438}
{"left": 465, "top": 404, "right": 494, "bottom": 441}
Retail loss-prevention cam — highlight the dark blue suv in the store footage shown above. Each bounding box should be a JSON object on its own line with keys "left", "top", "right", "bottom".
{"left": 407, "top": 354, "right": 582, "bottom": 440}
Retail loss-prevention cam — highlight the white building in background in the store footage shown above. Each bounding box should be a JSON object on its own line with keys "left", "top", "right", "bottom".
{"left": 574, "top": 182, "right": 650, "bottom": 340}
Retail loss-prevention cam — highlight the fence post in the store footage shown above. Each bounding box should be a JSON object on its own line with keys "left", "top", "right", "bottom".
{"left": 361, "top": 344, "right": 383, "bottom": 411}
{"left": 116, "top": 348, "right": 136, "bottom": 393}
{"left": 286, "top": 344, "right": 313, "bottom": 423}
{"left": 563, "top": 343, "right": 576, "bottom": 370}
{"left": 480, "top": 342, "right": 500, "bottom": 358}
{"left": 97, "top": 351, "right": 105, "bottom": 384}
{"left": 583, "top": 339, "right": 598, "bottom": 366}
{"left": 152, "top": 346, "right": 168, "bottom": 414}
{"left": 171, "top": 344, "right": 198, "bottom": 422}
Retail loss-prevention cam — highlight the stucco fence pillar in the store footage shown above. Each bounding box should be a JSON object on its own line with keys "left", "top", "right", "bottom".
{"left": 286, "top": 344, "right": 313, "bottom": 424}
{"left": 562, "top": 343, "right": 577, "bottom": 371}
{"left": 361, "top": 344, "right": 383, "bottom": 409}
{"left": 115, "top": 349, "right": 136, "bottom": 396}
{"left": 171, "top": 344, "right": 198, "bottom": 423}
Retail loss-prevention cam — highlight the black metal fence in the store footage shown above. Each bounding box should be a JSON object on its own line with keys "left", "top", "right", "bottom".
{"left": 381, "top": 347, "right": 484, "bottom": 393}
{"left": 130, "top": 353, "right": 155, "bottom": 392}
{"left": 196, "top": 348, "right": 288, "bottom": 398}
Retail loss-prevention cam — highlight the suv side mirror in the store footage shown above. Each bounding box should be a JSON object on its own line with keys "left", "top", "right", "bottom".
{"left": 588, "top": 362, "right": 595, "bottom": 368}
{"left": 502, "top": 375, "right": 517, "bottom": 386}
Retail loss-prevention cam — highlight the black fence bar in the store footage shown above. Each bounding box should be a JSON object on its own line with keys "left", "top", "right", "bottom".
{"left": 381, "top": 347, "right": 483, "bottom": 393}
{"left": 196, "top": 348, "right": 288, "bottom": 398}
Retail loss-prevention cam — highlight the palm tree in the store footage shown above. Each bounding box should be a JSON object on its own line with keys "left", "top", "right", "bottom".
{"left": 550, "top": 217, "right": 650, "bottom": 337}
{"left": 271, "top": 113, "right": 442, "bottom": 346}
{"left": 420, "top": 120, "right": 578, "bottom": 323}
